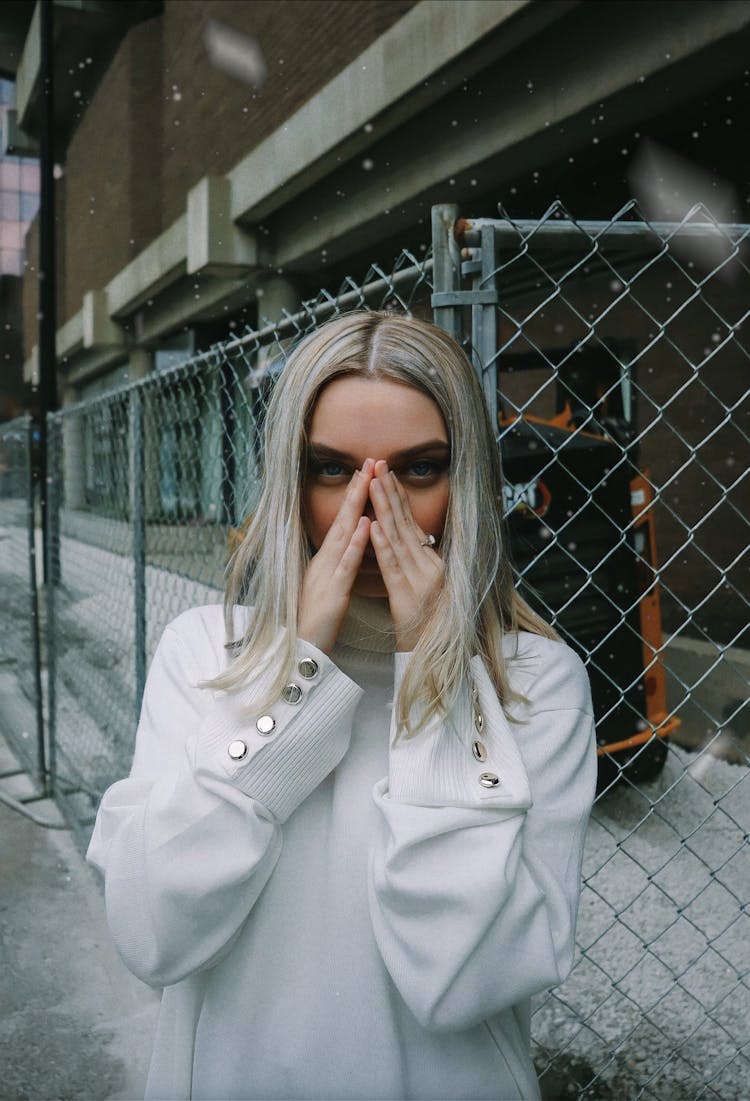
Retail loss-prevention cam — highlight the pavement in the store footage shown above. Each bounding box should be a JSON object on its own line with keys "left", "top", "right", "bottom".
{"left": 0, "top": 734, "right": 158, "bottom": 1101}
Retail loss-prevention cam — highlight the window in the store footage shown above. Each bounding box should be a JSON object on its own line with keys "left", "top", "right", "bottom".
{"left": 0, "top": 191, "right": 20, "bottom": 219}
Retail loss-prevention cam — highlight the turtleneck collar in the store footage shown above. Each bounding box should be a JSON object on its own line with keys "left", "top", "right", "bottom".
{"left": 336, "top": 594, "right": 396, "bottom": 654}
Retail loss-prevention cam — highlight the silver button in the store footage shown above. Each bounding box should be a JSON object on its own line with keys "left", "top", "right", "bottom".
{"left": 474, "top": 711, "right": 484, "bottom": 733}
{"left": 472, "top": 740, "right": 488, "bottom": 762}
{"left": 281, "top": 683, "right": 303, "bottom": 704}
{"left": 228, "top": 739, "right": 248, "bottom": 761}
{"left": 479, "top": 771, "right": 500, "bottom": 788}
{"left": 256, "top": 715, "right": 276, "bottom": 736}
{"left": 298, "top": 657, "right": 319, "bottom": 679}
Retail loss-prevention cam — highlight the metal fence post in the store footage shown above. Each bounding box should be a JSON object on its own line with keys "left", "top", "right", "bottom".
{"left": 430, "top": 204, "right": 462, "bottom": 342}
{"left": 432, "top": 208, "right": 500, "bottom": 427}
{"left": 24, "top": 415, "right": 47, "bottom": 792}
{"left": 471, "top": 223, "right": 499, "bottom": 433}
{"left": 44, "top": 414, "right": 60, "bottom": 795}
{"left": 132, "top": 389, "right": 146, "bottom": 719}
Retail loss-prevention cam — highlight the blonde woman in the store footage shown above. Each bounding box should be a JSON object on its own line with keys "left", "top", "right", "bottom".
{"left": 87, "top": 312, "right": 597, "bottom": 1101}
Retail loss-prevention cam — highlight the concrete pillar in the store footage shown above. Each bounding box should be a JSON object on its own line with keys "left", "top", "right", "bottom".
{"left": 61, "top": 385, "right": 85, "bottom": 511}
{"left": 256, "top": 274, "right": 300, "bottom": 325}
{"left": 124, "top": 349, "right": 159, "bottom": 521}
{"left": 126, "top": 348, "right": 151, "bottom": 382}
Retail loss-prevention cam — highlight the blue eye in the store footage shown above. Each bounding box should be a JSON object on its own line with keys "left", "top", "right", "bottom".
{"left": 408, "top": 460, "right": 438, "bottom": 478}
{"left": 310, "top": 460, "right": 350, "bottom": 480}
{"left": 321, "top": 461, "right": 345, "bottom": 476}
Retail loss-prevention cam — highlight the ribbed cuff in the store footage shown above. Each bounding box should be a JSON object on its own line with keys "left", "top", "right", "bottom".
{"left": 198, "top": 639, "right": 364, "bottom": 822}
{"left": 388, "top": 653, "right": 532, "bottom": 809}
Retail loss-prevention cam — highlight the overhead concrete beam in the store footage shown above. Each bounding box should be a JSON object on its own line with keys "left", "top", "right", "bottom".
{"left": 228, "top": 0, "right": 539, "bottom": 225}
{"left": 56, "top": 309, "right": 83, "bottom": 359}
{"left": 186, "top": 177, "right": 257, "bottom": 277}
{"left": 272, "top": 0, "right": 750, "bottom": 270}
{"left": 14, "top": 0, "right": 40, "bottom": 133}
{"left": 3, "top": 110, "right": 39, "bottom": 157}
{"left": 82, "top": 289, "right": 124, "bottom": 349}
{"left": 131, "top": 273, "right": 255, "bottom": 348}
{"left": 106, "top": 215, "right": 188, "bottom": 319}
{"left": 65, "top": 345, "right": 129, "bottom": 387}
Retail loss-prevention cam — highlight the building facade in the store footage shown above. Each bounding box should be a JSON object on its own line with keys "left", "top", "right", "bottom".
{"left": 0, "top": 74, "right": 39, "bottom": 419}
{"left": 4, "top": 0, "right": 749, "bottom": 645}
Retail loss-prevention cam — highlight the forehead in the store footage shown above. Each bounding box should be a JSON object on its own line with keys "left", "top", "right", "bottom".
{"left": 308, "top": 375, "right": 447, "bottom": 452}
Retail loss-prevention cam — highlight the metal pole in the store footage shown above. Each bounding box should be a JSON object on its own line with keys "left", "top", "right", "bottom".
{"left": 132, "top": 391, "right": 146, "bottom": 718}
{"left": 45, "top": 415, "right": 59, "bottom": 794}
{"left": 459, "top": 217, "right": 750, "bottom": 249}
{"left": 472, "top": 223, "right": 498, "bottom": 433}
{"left": 24, "top": 415, "right": 47, "bottom": 792}
{"left": 220, "top": 359, "right": 236, "bottom": 525}
{"left": 38, "top": 0, "right": 58, "bottom": 585}
{"left": 430, "top": 204, "right": 462, "bottom": 342}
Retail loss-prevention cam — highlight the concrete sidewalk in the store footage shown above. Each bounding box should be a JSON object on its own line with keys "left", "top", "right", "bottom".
{"left": 0, "top": 735, "right": 157, "bottom": 1101}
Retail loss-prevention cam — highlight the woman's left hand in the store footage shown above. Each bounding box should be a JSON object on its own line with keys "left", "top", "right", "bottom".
{"left": 369, "top": 460, "right": 445, "bottom": 651}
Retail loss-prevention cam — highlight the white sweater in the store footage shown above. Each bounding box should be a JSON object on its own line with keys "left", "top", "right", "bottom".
{"left": 87, "top": 597, "right": 596, "bottom": 1101}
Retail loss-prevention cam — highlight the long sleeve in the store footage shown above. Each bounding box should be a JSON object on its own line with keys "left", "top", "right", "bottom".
{"left": 86, "top": 607, "right": 363, "bottom": 988}
{"left": 368, "top": 637, "right": 597, "bottom": 1032}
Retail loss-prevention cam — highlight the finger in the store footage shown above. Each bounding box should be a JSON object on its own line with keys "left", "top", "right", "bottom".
{"left": 320, "top": 461, "right": 373, "bottom": 555}
{"left": 370, "top": 472, "right": 424, "bottom": 568}
{"left": 388, "top": 472, "right": 429, "bottom": 545}
{"left": 333, "top": 515, "right": 370, "bottom": 582}
{"left": 372, "top": 461, "right": 408, "bottom": 523}
{"left": 380, "top": 468, "right": 411, "bottom": 529}
{"left": 390, "top": 474, "right": 416, "bottom": 526}
{"left": 369, "top": 476, "right": 404, "bottom": 552}
{"left": 369, "top": 519, "right": 409, "bottom": 588}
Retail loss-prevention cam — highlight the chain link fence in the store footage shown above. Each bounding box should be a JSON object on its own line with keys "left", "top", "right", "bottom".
{"left": 0, "top": 414, "right": 45, "bottom": 787}
{"left": 4, "top": 202, "right": 749, "bottom": 1098}
{"left": 43, "top": 251, "right": 435, "bottom": 836}
{"left": 436, "top": 200, "right": 748, "bottom": 1101}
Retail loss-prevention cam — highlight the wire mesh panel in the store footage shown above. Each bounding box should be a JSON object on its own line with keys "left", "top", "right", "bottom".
{"left": 0, "top": 414, "right": 45, "bottom": 784}
{"left": 38, "top": 204, "right": 749, "bottom": 1097}
{"left": 44, "top": 251, "right": 433, "bottom": 833}
{"left": 435, "top": 201, "right": 749, "bottom": 1099}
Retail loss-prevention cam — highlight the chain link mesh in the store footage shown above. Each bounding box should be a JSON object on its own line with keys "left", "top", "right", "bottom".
{"left": 0, "top": 414, "right": 44, "bottom": 783}
{"left": 10, "top": 204, "right": 749, "bottom": 1097}
{"left": 462, "top": 201, "right": 748, "bottom": 1100}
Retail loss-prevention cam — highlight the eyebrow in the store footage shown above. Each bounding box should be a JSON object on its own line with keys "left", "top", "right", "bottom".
{"left": 307, "top": 440, "right": 450, "bottom": 464}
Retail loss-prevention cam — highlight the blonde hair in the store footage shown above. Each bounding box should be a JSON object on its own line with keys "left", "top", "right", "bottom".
{"left": 212, "top": 311, "right": 559, "bottom": 732}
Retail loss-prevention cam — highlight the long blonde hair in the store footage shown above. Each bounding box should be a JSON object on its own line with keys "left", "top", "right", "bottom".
{"left": 211, "top": 311, "right": 558, "bottom": 731}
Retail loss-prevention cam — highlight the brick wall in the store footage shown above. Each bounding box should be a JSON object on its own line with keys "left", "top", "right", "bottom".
{"left": 159, "top": 0, "right": 416, "bottom": 229}
{"left": 50, "top": 0, "right": 416, "bottom": 328}
{"left": 21, "top": 175, "right": 67, "bottom": 367}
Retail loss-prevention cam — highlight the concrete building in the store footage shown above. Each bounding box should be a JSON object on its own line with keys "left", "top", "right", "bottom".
{"left": 3, "top": 0, "right": 749, "bottom": 644}
{"left": 0, "top": 74, "right": 39, "bottom": 420}
{"left": 5, "top": 0, "right": 746, "bottom": 391}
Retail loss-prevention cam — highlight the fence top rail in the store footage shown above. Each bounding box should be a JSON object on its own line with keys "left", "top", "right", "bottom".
{"left": 458, "top": 216, "right": 750, "bottom": 250}
{"left": 48, "top": 256, "right": 433, "bottom": 422}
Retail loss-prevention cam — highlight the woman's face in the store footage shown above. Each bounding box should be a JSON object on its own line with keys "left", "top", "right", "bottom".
{"left": 303, "top": 374, "right": 450, "bottom": 597}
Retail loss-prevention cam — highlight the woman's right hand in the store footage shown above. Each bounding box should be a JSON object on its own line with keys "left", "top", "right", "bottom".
{"left": 298, "top": 458, "right": 374, "bottom": 654}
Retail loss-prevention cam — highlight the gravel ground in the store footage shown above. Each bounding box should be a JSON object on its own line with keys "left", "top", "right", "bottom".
{"left": 533, "top": 743, "right": 750, "bottom": 1100}
{"left": 2, "top": 509, "right": 749, "bottom": 1100}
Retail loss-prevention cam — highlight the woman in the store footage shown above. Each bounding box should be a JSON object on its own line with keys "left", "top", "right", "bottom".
{"left": 87, "top": 311, "right": 597, "bottom": 1101}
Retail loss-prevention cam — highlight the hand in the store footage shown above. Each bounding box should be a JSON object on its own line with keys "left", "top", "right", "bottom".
{"left": 369, "top": 460, "right": 445, "bottom": 651}
{"left": 298, "top": 459, "right": 374, "bottom": 654}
